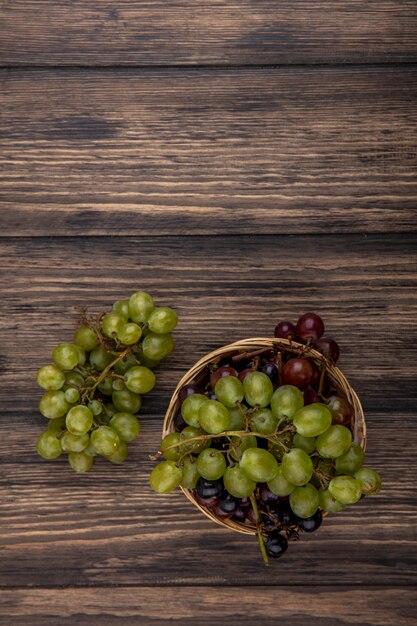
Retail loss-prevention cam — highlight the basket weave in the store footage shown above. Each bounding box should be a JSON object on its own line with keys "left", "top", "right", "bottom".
{"left": 162, "top": 338, "right": 366, "bottom": 536}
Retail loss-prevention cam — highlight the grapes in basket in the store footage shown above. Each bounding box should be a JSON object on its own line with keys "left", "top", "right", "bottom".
{"left": 36, "top": 291, "right": 178, "bottom": 472}
{"left": 150, "top": 312, "right": 381, "bottom": 564}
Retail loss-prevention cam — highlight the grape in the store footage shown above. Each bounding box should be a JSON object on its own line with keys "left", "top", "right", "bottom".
{"left": 258, "top": 484, "right": 280, "bottom": 505}
{"left": 101, "top": 312, "right": 124, "bottom": 338}
{"left": 243, "top": 371, "right": 273, "bottom": 408}
{"left": 240, "top": 448, "right": 279, "bottom": 482}
{"left": 142, "top": 333, "right": 174, "bottom": 361}
{"left": 249, "top": 408, "right": 278, "bottom": 435}
{"left": 214, "top": 376, "right": 244, "bottom": 408}
{"left": 327, "top": 395, "right": 352, "bottom": 426}
{"left": 60, "top": 431, "right": 89, "bottom": 453}
{"left": 238, "top": 367, "right": 255, "bottom": 382}
{"left": 328, "top": 475, "right": 362, "bottom": 504}
{"left": 68, "top": 452, "right": 94, "bottom": 473}
{"left": 91, "top": 426, "right": 120, "bottom": 457}
{"left": 230, "top": 434, "right": 257, "bottom": 461}
{"left": 295, "top": 510, "right": 322, "bottom": 532}
{"left": 282, "top": 358, "right": 313, "bottom": 388}
{"left": 314, "top": 337, "right": 340, "bottom": 363}
{"left": 260, "top": 362, "right": 278, "bottom": 384}
{"left": 74, "top": 326, "right": 99, "bottom": 351}
{"left": 335, "top": 443, "right": 364, "bottom": 475}
{"left": 228, "top": 405, "right": 245, "bottom": 430}
{"left": 114, "top": 353, "right": 139, "bottom": 375}
{"left": 89, "top": 346, "right": 113, "bottom": 371}
{"left": 293, "top": 403, "right": 332, "bottom": 437}
{"left": 66, "top": 405, "right": 94, "bottom": 436}
{"left": 197, "top": 448, "right": 227, "bottom": 481}
{"left": 117, "top": 323, "right": 142, "bottom": 345}
{"left": 52, "top": 343, "right": 80, "bottom": 370}
{"left": 88, "top": 399, "right": 102, "bottom": 416}
{"left": 267, "top": 465, "right": 296, "bottom": 496}
{"left": 37, "top": 365, "right": 66, "bottom": 391}
{"left": 180, "top": 456, "right": 200, "bottom": 489}
{"left": 265, "top": 531, "right": 288, "bottom": 558}
{"left": 316, "top": 425, "right": 352, "bottom": 459}
{"left": 112, "top": 299, "right": 130, "bottom": 319}
{"left": 148, "top": 307, "right": 178, "bottom": 334}
{"left": 112, "top": 378, "right": 125, "bottom": 391}
{"left": 178, "top": 383, "right": 202, "bottom": 404}
{"left": 293, "top": 433, "right": 316, "bottom": 454}
{"left": 125, "top": 365, "right": 156, "bottom": 394}
{"left": 281, "top": 448, "right": 313, "bottom": 486}
{"left": 218, "top": 492, "right": 240, "bottom": 514}
{"left": 303, "top": 386, "right": 318, "bottom": 406}
{"left": 39, "top": 391, "right": 70, "bottom": 419}
{"left": 110, "top": 412, "right": 140, "bottom": 442}
{"left": 64, "top": 387, "right": 80, "bottom": 404}
{"left": 74, "top": 345, "right": 86, "bottom": 366}
{"left": 129, "top": 291, "right": 154, "bottom": 323}
{"left": 47, "top": 416, "right": 66, "bottom": 433}
{"left": 150, "top": 460, "right": 183, "bottom": 493}
{"left": 196, "top": 477, "right": 224, "bottom": 499}
{"left": 161, "top": 432, "right": 182, "bottom": 460}
{"left": 198, "top": 400, "right": 231, "bottom": 435}
{"left": 64, "top": 371, "right": 85, "bottom": 389}
{"left": 289, "top": 483, "right": 319, "bottom": 518}
{"left": 112, "top": 388, "right": 141, "bottom": 413}
{"left": 108, "top": 441, "right": 129, "bottom": 464}
{"left": 181, "top": 393, "right": 209, "bottom": 428}
{"left": 354, "top": 468, "right": 382, "bottom": 495}
{"left": 270, "top": 385, "right": 304, "bottom": 420}
{"left": 97, "top": 377, "right": 113, "bottom": 395}
{"left": 295, "top": 313, "right": 324, "bottom": 343}
{"left": 318, "top": 488, "right": 344, "bottom": 513}
{"left": 180, "top": 426, "right": 211, "bottom": 453}
{"left": 210, "top": 366, "right": 238, "bottom": 389}
{"left": 224, "top": 465, "right": 256, "bottom": 498}
{"left": 36, "top": 431, "right": 62, "bottom": 459}
{"left": 274, "top": 321, "right": 296, "bottom": 340}
{"left": 83, "top": 441, "right": 98, "bottom": 458}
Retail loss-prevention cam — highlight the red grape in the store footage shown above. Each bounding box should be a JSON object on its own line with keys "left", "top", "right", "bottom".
{"left": 314, "top": 337, "right": 340, "bottom": 363}
{"left": 178, "top": 383, "right": 202, "bottom": 403}
{"left": 296, "top": 313, "right": 325, "bottom": 343}
{"left": 210, "top": 366, "right": 238, "bottom": 389}
{"left": 303, "top": 386, "right": 318, "bottom": 406}
{"left": 274, "top": 321, "right": 296, "bottom": 340}
{"left": 282, "top": 358, "right": 314, "bottom": 388}
{"left": 327, "top": 395, "right": 352, "bottom": 425}
{"left": 238, "top": 367, "right": 255, "bottom": 382}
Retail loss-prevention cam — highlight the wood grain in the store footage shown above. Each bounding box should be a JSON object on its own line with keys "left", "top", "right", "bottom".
{"left": 1, "top": 1, "right": 417, "bottom": 66}
{"left": 1, "top": 67, "right": 417, "bottom": 237}
{"left": 0, "top": 587, "right": 416, "bottom": 625}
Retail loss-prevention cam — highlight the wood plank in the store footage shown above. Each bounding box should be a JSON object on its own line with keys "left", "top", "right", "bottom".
{"left": 0, "top": 587, "right": 415, "bottom": 626}
{"left": 1, "top": 1, "right": 417, "bottom": 66}
{"left": 1, "top": 67, "right": 417, "bottom": 237}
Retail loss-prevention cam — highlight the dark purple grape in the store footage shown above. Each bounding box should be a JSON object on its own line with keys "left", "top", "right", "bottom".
{"left": 218, "top": 492, "right": 240, "bottom": 514}
{"left": 261, "top": 513, "right": 277, "bottom": 531}
{"left": 303, "top": 386, "right": 318, "bottom": 406}
{"left": 178, "top": 383, "right": 202, "bottom": 404}
{"left": 296, "top": 313, "right": 325, "bottom": 343}
{"left": 259, "top": 484, "right": 280, "bottom": 505}
{"left": 327, "top": 395, "right": 352, "bottom": 426}
{"left": 196, "top": 477, "right": 224, "bottom": 499}
{"left": 270, "top": 502, "right": 293, "bottom": 526}
{"left": 282, "top": 358, "right": 314, "bottom": 388}
{"left": 261, "top": 362, "right": 278, "bottom": 385}
{"left": 210, "top": 366, "right": 238, "bottom": 389}
{"left": 265, "top": 531, "right": 288, "bottom": 558}
{"left": 173, "top": 412, "right": 187, "bottom": 432}
{"left": 274, "top": 321, "right": 296, "bottom": 340}
{"left": 295, "top": 509, "right": 323, "bottom": 532}
{"left": 194, "top": 493, "right": 218, "bottom": 508}
{"left": 314, "top": 337, "right": 340, "bottom": 363}
{"left": 233, "top": 506, "right": 249, "bottom": 522}
{"left": 211, "top": 503, "right": 233, "bottom": 518}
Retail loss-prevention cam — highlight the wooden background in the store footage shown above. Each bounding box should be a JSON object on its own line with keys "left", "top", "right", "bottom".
{"left": 1, "top": 2, "right": 416, "bottom": 625}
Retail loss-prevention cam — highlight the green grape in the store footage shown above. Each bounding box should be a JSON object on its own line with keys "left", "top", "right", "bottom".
{"left": 243, "top": 371, "right": 273, "bottom": 408}
{"left": 68, "top": 452, "right": 94, "bottom": 473}
{"left": 293, "top": 433, "right": 316, "bottom": 454}
{"left": 249, "top": 407, "right": 278, "bottom": 435}
{"left": 36, "top": 431, "right": 62, "bottom": 459}
{"left": 101, "top": 312, "right": 125, "bottom": 338}
{"left": 267, "top": 465, "right": 296, "bottom": 496}
{"left": 112, "top": 299, "right": 130, "bottom": 319}
{"left": 316, "top": 425, "right": 352, "bottom": 459}
{"left": 181, "top": 394, "right": 208, "bottom": 428}
{"left": 89, "top": 346, "right": 113, "bottom": 371}
{"left": 161, "top": 432, "right": 182, "bottom": 461}
{"left": 74, "top": 325, "right": 99, "bottom": 351}
{"left": 214, "top": 377, "right": 244, "bottom": 408}
{"left": 91, "top": 426, "right": 120, "bottom": 457}
{"left": 104, "top": 403, "right": 117, "bottom": 417}
{"left": 180, "top": 456, "right": 200, "bottom": 489}
{"left": 108, "top": 440, "right": 128, "bottom": 464}
{"left": 39, "top": 390, "right": 70, "bottom": 419}
{"left": 271, "top": 385, "right": 304, "bottom": 420}
{"left": 75, "top": 345, "right": 86, "bottom": 366}
{"left": 142, "top": 333, "right": 174, "bottom": 361}
{"left": 335, "top": 443, "right": 365, "bottom": 475}
{"left": 112, "top": 378, "right": 126, "bottom": 391}
{"left": 229, "top": 434, "right": 257, "bottom": 462}
{"left": 61, "top": 431, "right": 90, "bottom": 452}
{"left": 88, "top": 400, "right": 103, "bottom": 416}
{"left": 197, "top": 448, "right": 227, "bottom": 480}
{"left": 112, "top": 388, "right": 141, "bottom": 413}
{"left": 110, "top": 412, "right": 140, "bottom": 442}
{"left": 318, "top": 488, "right": 344, "bottom": 513}
{"left": 354, "top": 468, "right": 382, "bottom": 495}
{"left": 198, "top": 400, "right": 231, "bottom": 435}
{"left": 328, "top": 475, "right": 362, "bottom": 504}
{"left": 281, "top": 448, "right": 313, "bottom": 486}
{"left": 137, "top": 353, "right": 160, "bottom": 369}
{"left": 52, "top": 343, "right": 80, "bottom": 370}
{"left": 64, "top": 387, "right": 80, "bottom": 404}
{"left": 240, "top": 448, "right": 278, "bottom": 482}
{"left": 180, "top": 426, "right": 211, "bottom": 453}
{"left": 66, "top": 405, "right": 94, "bottom": 436}
{"left": 150, "top": 460, "right": 183, "bottom": 493}
{"left": 84, "top": 441, "right": 98, "bottom": 457}
{"left": 117, "top": 322, "right": 142, "bottom": 345}
{"left": 293, "top": 403, "right": 332, "bottom": 437}
{"left": 64, "top": 371, "right": 85, "bottom": 389}
{"left": 148, "top": 307, "right": 178, "bottom": 335}
{"left": 37, "top": 364, "right": 66, "bottom": 391}
{"left": 228, "top": 405, "right": 246, "bottom": 430}
{"left": 97, "top": 377, "right": 113, "bottom": 395}
{"left": 129, "top": 290, "right": 154, "bottom": 323}
{"left": 125, "top": 365, "right": 156, "bottom": 394}
{"left": 47, "top": 416, "right": 66, "bottom": 433}
{"left": 289, "top": 483, "right": 319, "bottom": 518}
{"left": 224, "top": 464, "right": 256, "bottom": 498}
{"left": 114, "top": 353, "right": 139, "bottom": 375}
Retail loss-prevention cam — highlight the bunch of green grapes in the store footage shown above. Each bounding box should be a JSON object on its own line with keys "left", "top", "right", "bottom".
{"left": 36, "top": 291, "right": 178, "bottom": 472}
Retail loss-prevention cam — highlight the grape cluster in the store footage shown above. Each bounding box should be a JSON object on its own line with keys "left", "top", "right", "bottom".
{"left": 150, "top": 312, "right": 381, "bottom": 564}
{"left": 36, "top": 291, "right": 178, "bottom": 472}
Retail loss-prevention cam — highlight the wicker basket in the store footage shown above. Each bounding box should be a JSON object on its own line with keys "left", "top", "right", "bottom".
{"left": 162, "top": 337, "right": 366, "bottom": 536}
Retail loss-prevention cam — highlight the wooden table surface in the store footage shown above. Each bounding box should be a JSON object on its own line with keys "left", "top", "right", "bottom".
{"left": 1, "top": 3, "right": 416, "bottom": 625}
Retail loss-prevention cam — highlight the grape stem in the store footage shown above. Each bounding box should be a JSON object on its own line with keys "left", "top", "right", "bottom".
{"left": 87, "top": 347, "right": 133, "bottom": 401}
{"left": 159, "top": 429, "right": 290, "bottom": 455}
{"left": 250, "top": 494, "right": 269, "bottom": 566}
